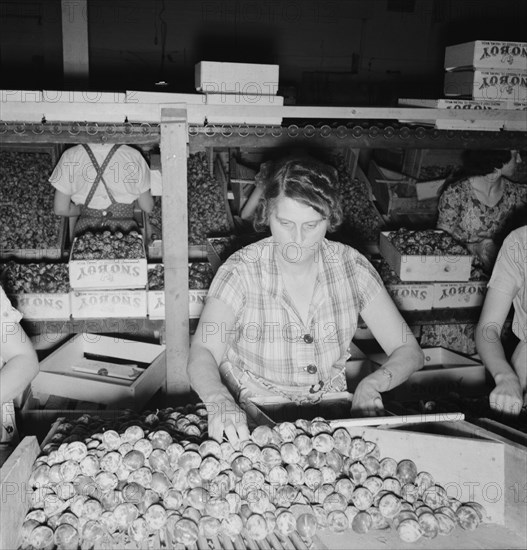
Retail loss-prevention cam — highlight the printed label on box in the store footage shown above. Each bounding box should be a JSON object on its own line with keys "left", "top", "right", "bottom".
{"left": 147, "top": 290, "right": 208, "bottom": 319}
{"left": 385, "top": 284, "right": 434, "bottom": 311}
{"left": 10, "top": 293, "right": 71, "bottom": 320}
{"left": 433, "top": 282, "right": 487, "bottom": 309}
{"left": 71, "top": 290, "right": 147, "bottom": 318}
{"left": 69, "top": 259, "right": 147, "bottom": 290}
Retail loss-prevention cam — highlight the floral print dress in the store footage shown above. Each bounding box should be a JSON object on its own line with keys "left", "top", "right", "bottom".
{"left": 425, "top": 178, "right": 527, "bottom": 355}
{"left": 437, "top": 178, "right": 527, "bottom": 244}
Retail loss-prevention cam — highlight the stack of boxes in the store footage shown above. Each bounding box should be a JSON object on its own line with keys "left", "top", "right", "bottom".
{"left": 399, "top": 40, "right": 527, "bottom": 131}
{"left": 68, "top": 234, "right": 149, "bottom": 319}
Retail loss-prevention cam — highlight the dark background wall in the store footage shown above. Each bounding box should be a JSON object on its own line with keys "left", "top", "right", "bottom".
{"left": 1, "top": 0, "right": 526, "bottom": 105}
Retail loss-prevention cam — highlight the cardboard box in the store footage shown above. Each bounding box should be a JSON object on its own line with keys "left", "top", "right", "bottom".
{"left": 31, "top": 333, "right": 165, "bottom": 408}
{"left": 368, "top": 346, "right": 487, "bottom": 401}
{"left": 147, "top": 289, "right": 208, "bottom": 319}
{"left": 195, "top": 61, "right": 279, "bottom": 94}
{"left": 8, "top": 293, "right": 71, "bottom": 320}
{"left": 70, "top": 289, "right": 147, "bottom": 319}
{"left": 379, "top": 231, "right": 473, "bottom": 282}
{"left": 433, "top": 281, "right": 488, "bottom": 309}
{"left": 444, "top": 70, "right": 527, "bottom": 101}
{"left": 69, "top": 237, "right": 147, "bottom": 290}
{"left": 445, "top": 40, "right": 527, "bottom": 71}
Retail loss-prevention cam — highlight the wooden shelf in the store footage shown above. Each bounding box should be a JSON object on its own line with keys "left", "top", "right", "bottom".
{"left": 3, "top": 99, "right": 525, "bottom": 397}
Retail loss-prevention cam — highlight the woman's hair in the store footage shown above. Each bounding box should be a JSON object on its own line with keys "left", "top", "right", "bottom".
{"left": 461, "top": 150, "right": 514, "bottom": 177}
{"left": 253, "top": 159, "right": 343, "bottom": 232}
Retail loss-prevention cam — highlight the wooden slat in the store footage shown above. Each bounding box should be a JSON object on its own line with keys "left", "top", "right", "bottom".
{"left": 329, "top": 412, "right": 465, "bottom": 429}
{"left": 161, "top": 107, "right": 190, "bottom": 396}
{"left": 0, "top": 436, "right": 40, "bottom": 550}
{"left": 2, "top": 101, "right": 526, "bottom": 123}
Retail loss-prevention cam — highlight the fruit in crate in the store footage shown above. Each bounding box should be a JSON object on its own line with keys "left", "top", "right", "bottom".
{"left": 330, "top": 152, "right": 384, "bottom": 242}
{"left": 148, "top": 153, "right": 232, "bottom": 246}
{"left": 72, "top": 230, "right": 144, "bottom": 260}
{"left": 1, "top": 261, "right": 70, "bottom": 293}
{"left": 0, "top": 151, "right": 63, "bottom": 250}
{"left": 387, "top": 228, "right": 469, "bottom": 256}
{"left": 147, "top": 263, "right": 214, "bottom": 290}
{"left": 23, "top": 410, "right": 488, "bottom": 548}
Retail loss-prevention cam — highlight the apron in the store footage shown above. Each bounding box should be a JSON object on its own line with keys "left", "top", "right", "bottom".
{"left": 74, "top": 144, "right": 138, "bottom": 236}
{"left": 220, "top": 360, "right": 348, "bottom": 406}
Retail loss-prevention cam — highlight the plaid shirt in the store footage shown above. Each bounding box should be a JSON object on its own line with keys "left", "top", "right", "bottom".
{"left": 207, "top": 237, "right": 382, "bottom": 392}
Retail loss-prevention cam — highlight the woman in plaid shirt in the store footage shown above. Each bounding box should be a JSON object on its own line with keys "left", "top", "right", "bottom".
{"left": 188, "top": 159, "right": 424, "bottom": 446}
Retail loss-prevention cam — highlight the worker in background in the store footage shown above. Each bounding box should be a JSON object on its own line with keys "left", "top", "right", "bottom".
{"left": 437, "top": 149, "right": 526, "bottom": 273}
{"left": 476, "top": 225, "right": 527, "bottom": 416}
{"left": 50, "top": 142, "right": 154, "bottom": 236}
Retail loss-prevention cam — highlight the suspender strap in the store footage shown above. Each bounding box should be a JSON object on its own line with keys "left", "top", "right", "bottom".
{"left": 82, "top": 144, "right": 121, "bottom": 207}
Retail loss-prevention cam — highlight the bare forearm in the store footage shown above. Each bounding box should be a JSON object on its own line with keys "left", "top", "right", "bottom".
{"left": 476, "top": 325, "right": 516, "bottom": 383}
{"left": 364, "top": 343, "right": 424, "bottom": 393}
{"left": 187, "top": 346, "right": 230, "bottom": 403}
{"left": 0, "top": 353, "right": 39, "bottom": 404}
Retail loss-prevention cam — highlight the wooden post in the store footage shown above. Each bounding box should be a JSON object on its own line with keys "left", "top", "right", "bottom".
{"left": 161, "top": 107, "right": 190, "bottom": 396}
{"left": 61, "top": 0, "right": 89, "bottom": 86}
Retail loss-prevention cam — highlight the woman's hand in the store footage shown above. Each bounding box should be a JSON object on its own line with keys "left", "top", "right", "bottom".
{"left": 204, "top": 390, "right": 251, "bottom": 448}
{"left": 489, "top": 373, "right": 524, "bottom": 416}
{"left": 350, "top": 379, "right": 385, "bottom": 417}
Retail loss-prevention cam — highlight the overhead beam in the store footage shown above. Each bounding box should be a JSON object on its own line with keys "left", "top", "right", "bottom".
{"left": 61, "top": 0, "right": 89, "bottom": 86}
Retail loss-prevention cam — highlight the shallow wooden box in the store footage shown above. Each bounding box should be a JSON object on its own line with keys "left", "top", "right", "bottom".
{"left": 3, "top": 417, "right": 527, "bottom": 550}
{"left": 379, "top": 231, "right": 473, "bottom": 282}
{"left": 30, "top": 334, "right": 165, "bottom": 409}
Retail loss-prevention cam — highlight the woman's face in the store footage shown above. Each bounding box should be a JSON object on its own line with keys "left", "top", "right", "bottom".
{"left": 269, "top": 196, "right": 328, "bottom": 264}
{"left": 501, "top": 150, "right": 523, "bottom": 179}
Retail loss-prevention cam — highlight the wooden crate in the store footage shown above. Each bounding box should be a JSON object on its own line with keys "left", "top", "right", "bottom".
{"left": 379, "top": 231, "right": 473, "bottom": 282}
{"left": 147, "top": 289, "right": 208, "bottom": 319}
{"left": 384, "top": 283, "right": 435, "bottom": 311}
{"left": 0, "top": 217, "right": 68, "bottom": 261}
{"left": 69, "top": 236, "right": 148, "bottom": 290}
{"left": 30, "top": 334, "right": 165, "bottom": 409}
{"left": 366, "top": 160, "right": 439, "bottom": 216}
{"left": 402, "top": 149, "right": 464, "bottom": 180}
{"left": 7, "top": 292, "right": 71, "bottom": 320}
{"left": 433, "top": 281, "right": 488, "bottom": 309}
{"left": 70, "top": 289, "right": 147, "bottom": 319}
{"left": 444, "top": 70, "right": 527, "bottom": 101}
{"left": 444, "top": 40, "right": 527, "bottom": 71}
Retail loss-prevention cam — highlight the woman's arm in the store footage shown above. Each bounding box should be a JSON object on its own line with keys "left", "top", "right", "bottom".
{"left": 1, "top": 324, "right": 39, "bottom": 404}
{"left": 475, "top": 287, "right": 523, "bottom": 415}
{"left": 54, "top": 190, "right": 81, "bottom": 217}
{"left": 137, "top": 190, "right": 154, "bottom": 214}
{"left": 353, "top": 287, "right": 424, "bottom": 415}
{"left": 187, "top": 297, "right": 250, "bottom": 446}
